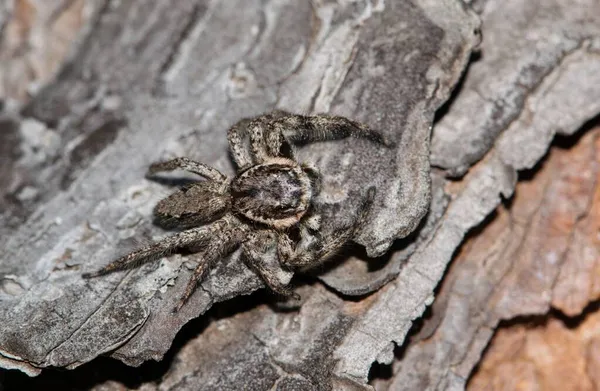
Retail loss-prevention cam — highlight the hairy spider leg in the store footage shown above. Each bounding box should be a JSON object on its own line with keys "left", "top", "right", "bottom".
{"left": 227, "top": 116, "right": 267, "bottom": 168}
{"left": 242, "top": 230, "right": 300, "bottom": 299}
{"left": 146, "top": 157, "right": 228, "bottom": 184}
{"left": 227, "top": 113, "right": 289, "bottom": 165}
{"left": 278, "top": 186, "right": 376, "bottom": 269}
{"left": 261, "top": 111, "right": 395, "bottom": 155}
{"left": 300, "top": 162, "right": 322, "bottom": 197}
{"left": 281, "top": 113, "right": 394, "bottom": 147}
{"left": 82, "top": 218, "right": 230, "bottom": 278}
{"left": 175, "top": 223, "right": 248, "bottom": 312}
{"left": 227, "top": 111, "right": 394, "bottom": 167}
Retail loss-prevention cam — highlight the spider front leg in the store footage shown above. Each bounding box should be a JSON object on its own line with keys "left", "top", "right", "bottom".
{"left": 242, "top": 230, "right": 299, "bottom": 300}
{"left": 227, "top": 111, "right": 394, "bottom": 168}
{"left": 227, "top": 112, "right": 298, "bottom": 166}
{"left": 227, "top": 117, "right": 256, "bottom": 169}
{"left": 227, "top": 114, "right": 285, "bottom": 168}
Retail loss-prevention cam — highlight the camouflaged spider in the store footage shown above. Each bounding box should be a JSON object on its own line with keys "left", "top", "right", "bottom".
{"left": 83, "top": 111, "right": 392, "bottom": 311}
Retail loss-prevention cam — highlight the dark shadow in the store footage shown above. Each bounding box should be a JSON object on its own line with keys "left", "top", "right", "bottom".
{"left": 367, "top": 354, "right": 394, "bottom": 385}
{"left": 366, "top": 303, "right": 435, "bottom": 387}
{"left": 553, "top": 111, "right": 600, "bottom": 150}
{"left": 518, "top": 111, "right": 600, "bottom": 184}
{"left": 146, "top": 174, "right": 201, "bottom": 188}
{"left": 433, "top": 50, "right": 482, "bottom": 125}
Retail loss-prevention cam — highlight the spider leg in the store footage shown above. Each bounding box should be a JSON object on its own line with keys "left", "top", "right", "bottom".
{"left": 173, "top": 221, "right": 248, "bottom": 311}
{"left": 243, "top": 230, "right": 300, "bottom": 299}
{"left": 174, "top": 255, "right": 213, "bottom": 312}
{"left": 272, "top": 112, "right": 395, "bottom": 148}
{"left": 228, "top": 113, "right": 297, "bottom": 165}
{"left": 279, "top": 186, "right": 376, "bottom": 270}
{"left": 228, "top": 111, "right": 392, "bottom": 168}
{"left": 227, "top": 117, "right": 255, "bottom": 169}
{"left": 146, "top": 157, "right": 227, "bottom": 184}
{"left": 278, "top": 227, "right": 339, "bottom": 270}
{"left": 301, "top": 162, "right": 322, "bottom": 195}
{"left": 174, "top": 245, "right": 230, "bottom": 312}
{"left": 82, "top": 218, "right": 230, "bottom": 278}
{"left": 250, "top": 111, "right": 393, "bottom": 162}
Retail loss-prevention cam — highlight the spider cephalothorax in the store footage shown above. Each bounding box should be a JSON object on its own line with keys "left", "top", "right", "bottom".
{"left": 231, "top": 157, "right": 316, "bottom": 229}
{"left": 83, "top": 111, "right": 392, "bottom": 311}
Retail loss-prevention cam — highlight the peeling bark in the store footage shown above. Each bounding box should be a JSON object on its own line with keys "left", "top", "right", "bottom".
{"left": 1, "top": 0, "right": 599, "bottom": 390}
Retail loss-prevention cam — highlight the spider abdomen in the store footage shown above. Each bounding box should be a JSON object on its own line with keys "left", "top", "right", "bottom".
{"left": 231, "top": 157, "right": 312, "bottom": 229}
{"left": 153, "top": 181, "right": 230, "bottom": 229}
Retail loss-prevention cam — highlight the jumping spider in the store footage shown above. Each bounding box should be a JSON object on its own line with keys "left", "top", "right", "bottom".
{"left": 83, "top": 111, "right": 392, "bottom": 311}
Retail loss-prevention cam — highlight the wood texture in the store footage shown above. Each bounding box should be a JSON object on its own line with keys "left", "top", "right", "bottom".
{"left": 0, "top": 0, "right": 599, "bottom": 390}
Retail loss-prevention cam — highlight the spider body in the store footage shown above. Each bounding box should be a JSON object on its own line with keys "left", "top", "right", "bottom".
{"left": 83, "top": 111, "right": 392, "bottom": 311}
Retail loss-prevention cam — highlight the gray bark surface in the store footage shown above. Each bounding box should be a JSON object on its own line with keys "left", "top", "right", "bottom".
{"left": 0, "top": 0, "right": 599, "bottom": 390}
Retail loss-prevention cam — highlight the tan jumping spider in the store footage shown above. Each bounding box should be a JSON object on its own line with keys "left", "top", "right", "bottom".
{"left": 83, "top": 111, "right": 391, "bottom": 311}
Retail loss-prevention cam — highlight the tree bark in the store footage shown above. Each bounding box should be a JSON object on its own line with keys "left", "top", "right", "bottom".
{"left": 0, "top": 0, "right": 599, "bottom": 390}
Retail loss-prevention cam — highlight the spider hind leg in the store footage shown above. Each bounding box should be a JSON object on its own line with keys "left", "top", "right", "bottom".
{"left": 83, "top": 219, "right": 226, "bottom": 279}
{"left": 279, "top": 186, "right": 376, "bottom": 270}
{"left": 243, "top": 231, "right": 299, "bottom": 300}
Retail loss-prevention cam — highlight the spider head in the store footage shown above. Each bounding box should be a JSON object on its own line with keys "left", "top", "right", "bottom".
{"left": 230, "top": 157, "right": 316, "bottom": 229}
